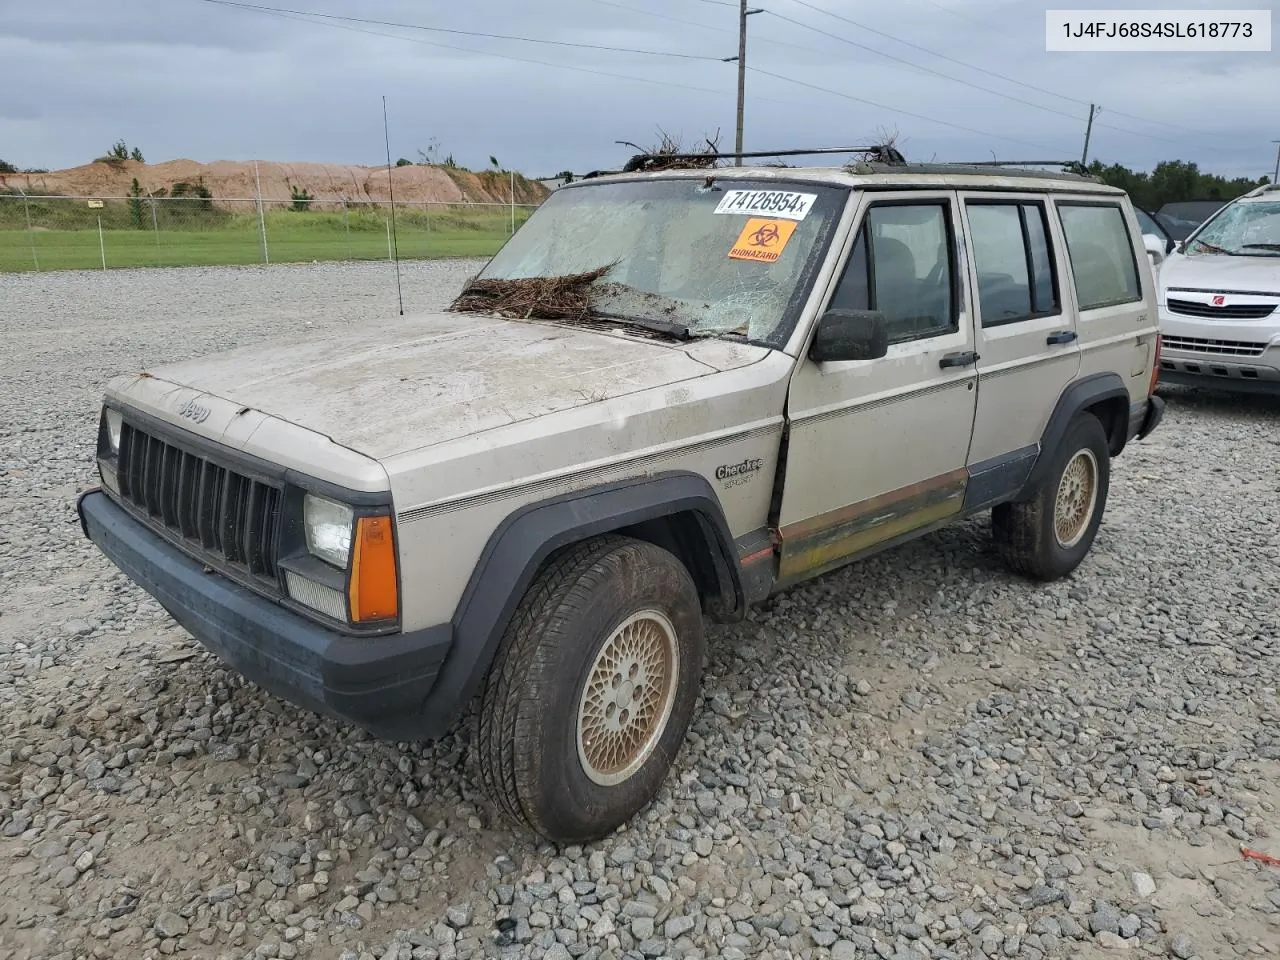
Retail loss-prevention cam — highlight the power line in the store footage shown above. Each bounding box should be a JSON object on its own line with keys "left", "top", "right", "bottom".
{"left": 196, "top": 0, "right": 722, "bottom": 60}
{"left": 194, "top": 0, "right": 1159, "bottom": 163}
{"left": 580, "top": 0, "right": 1072, "bottom": 154}
{"left": 745, "top": 65, "right": 1071, "bottom": 154}
{"left": 781, "top": 0, "right": 1088, "bottom": 104}
{"left": 583, "top": 0, "right": 839, "bottom": 60}
{"left": 777, "top": 0, "right": 1215, "bottom": 141}
{"left": 914, "top": 0, "right": 998, "bottom": 29}
{"left": 764, "top": 8, "right": 1084, "bottom": 123}
{"left": 202, "top": 2, "right": 738, "bottom": 99}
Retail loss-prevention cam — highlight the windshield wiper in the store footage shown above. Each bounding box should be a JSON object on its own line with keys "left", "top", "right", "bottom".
{"left": 1189, "top": 239, "right": 1238, "bottom": 255}
{"left": 1242, "top": 243, "right": 1280, "bottom": 253}
{"left": 593, "top": 310, "right": 691, "bottom": 340}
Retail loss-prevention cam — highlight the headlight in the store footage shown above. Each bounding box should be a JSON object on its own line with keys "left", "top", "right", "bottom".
{"left": 304, "top": 494, "right": 354, "bottom": 568}
{"left": 104, "top": 408, "right": 123, "bottom": 454}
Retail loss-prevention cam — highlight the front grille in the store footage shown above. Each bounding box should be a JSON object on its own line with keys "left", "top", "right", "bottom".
{"left": 1167, "top": 298, "right": 1276, "bottom": 320}
{"left": 1161, "top": 335, "right": 1268, "bottom": 358}
{"left": 117, "top": 422, "right": 283, "bottom": 582}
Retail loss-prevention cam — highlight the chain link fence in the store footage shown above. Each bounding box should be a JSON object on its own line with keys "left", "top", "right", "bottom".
{"left": 0, "top": 194, "right": 542, "bottom": 272}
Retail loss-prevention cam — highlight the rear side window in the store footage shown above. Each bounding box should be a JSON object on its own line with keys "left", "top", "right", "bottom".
{"left": 1057, "top": 202, "right": 1142, "bottom": 310}
{"left": 965, "top": 201, "right": 1060, "bottom": 325}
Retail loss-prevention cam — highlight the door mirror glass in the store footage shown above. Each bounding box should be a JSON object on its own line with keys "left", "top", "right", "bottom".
{"left": 809, "top": 308, "right": 889, "bottom": 362}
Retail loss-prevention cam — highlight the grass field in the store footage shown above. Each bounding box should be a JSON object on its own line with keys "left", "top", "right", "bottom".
{"left": 0, "top": 202, "right": 536, "bottom": 272}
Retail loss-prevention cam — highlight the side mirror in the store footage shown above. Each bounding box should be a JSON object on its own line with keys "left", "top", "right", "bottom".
{"left": 1142, "top": 234, "right": 1165, "bottom": 268}
{"left": 809, "top": 308, "right": 889, "bottom": 363}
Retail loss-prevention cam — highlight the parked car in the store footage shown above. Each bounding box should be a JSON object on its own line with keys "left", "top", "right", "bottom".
{"left": 1157, "top": 184, "right": 1280, "bottom": 394}
{"left": 1156, "top": 200, "right": 1229, "bottom": 241}
{"left": 77, "top": 161, "right": 1165, "bottom": 842}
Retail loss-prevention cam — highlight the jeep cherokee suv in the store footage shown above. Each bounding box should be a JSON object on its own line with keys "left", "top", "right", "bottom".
{"left": 78, "top": 161, "right": 1165, "bottom": 842}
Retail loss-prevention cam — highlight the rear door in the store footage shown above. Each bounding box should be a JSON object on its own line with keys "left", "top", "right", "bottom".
{"left": 1053, "top": 197, "right": 1158, "bottom": 405}
{"left": 960, "top": 192, "right": 1081, "bottom": 501}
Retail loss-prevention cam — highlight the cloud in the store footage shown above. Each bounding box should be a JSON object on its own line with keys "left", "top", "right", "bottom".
{"left": 1, "top": 0, "right": 1274, "bottom": 179}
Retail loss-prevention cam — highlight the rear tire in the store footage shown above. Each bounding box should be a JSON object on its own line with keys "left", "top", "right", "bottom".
{"left": 993, "top": 413, "right": 1110, "bottom": 581}
{"left": 475, "top": 535, "right": 705, "bottom": 843}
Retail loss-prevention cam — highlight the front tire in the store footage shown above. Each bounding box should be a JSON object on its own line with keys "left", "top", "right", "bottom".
{"left": 475, "top": 535, "right": 705, "bottom": 843}
{"left": 993, "top": 413, "right": 1111, "bottom": 581}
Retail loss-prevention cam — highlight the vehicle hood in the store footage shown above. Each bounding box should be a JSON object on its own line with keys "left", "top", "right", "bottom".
{"left": 118, "top": 311, "right": 769, "bottom": 460}
{"left": 1159, "top": 252, "right": 1280, "bottom": 299}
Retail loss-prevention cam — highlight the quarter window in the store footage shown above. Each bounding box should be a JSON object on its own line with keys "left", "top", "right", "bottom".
{"left": 1057, "top": 202, "right": 1142, "bottom": 310}
{"left": 965, "top": 201, "right": 1060, "bottom": 326}
{"left": 828, "top": 202, "right": 957, "bottom": 343}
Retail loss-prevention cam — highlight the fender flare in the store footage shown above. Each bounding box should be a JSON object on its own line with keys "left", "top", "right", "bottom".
{"left": 1017, "top": 372, "right": 1129, "bottom": 499}
{"left": 416, "top": 471, "right": 742, "bottom": 733}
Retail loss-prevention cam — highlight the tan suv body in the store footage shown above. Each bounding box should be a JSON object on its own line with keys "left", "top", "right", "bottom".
{"left": 78, "top": 163, "right": 1165, "bottom": 841}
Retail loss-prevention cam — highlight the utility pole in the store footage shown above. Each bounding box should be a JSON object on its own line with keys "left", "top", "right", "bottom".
{"left": 1081, "top": 103, "right": 1097, "bottom": 167}
{"left": 724, "top": 2, "right": 763, "bottom": 166}
{"left": 1272, "top": 140, "right": 1279, "bottom": 183}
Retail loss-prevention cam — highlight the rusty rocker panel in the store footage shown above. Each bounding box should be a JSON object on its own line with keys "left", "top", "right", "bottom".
{"left": 775, "top": 468, "right": 968, "bottom": 586}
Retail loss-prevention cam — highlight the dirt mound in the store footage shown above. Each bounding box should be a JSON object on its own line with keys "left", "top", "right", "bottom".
{"left": 1, "top": 158, "right": 549, "bottom": 205}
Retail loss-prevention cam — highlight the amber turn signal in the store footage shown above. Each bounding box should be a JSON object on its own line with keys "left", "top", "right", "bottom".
{"left": 348, "top": 515, "right": 399, "bottom": 623}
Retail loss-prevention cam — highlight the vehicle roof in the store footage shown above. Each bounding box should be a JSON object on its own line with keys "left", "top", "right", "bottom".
{"left": 573, "top": 163, "right": 1126, "bottom": 195}
{"left": 1158, "top": 200, "right": 1228, "bottom": 219}
{"left": 1240, "top": 183, "right": 1280, "bottom": 201}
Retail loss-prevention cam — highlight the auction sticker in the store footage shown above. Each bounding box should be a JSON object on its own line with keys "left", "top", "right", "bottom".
{"left": 728, "top": 218, "right": 797, "bottom": 263}
{"left": 714, "top": 190, "right": 816, "bottom": 220}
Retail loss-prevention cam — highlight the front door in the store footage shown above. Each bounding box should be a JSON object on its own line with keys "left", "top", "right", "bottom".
{"left": 777, "top": 191, "right": 980, "bottom": 585}
{"left": 959, "top": 192, "right": 1082, "bottom": 505}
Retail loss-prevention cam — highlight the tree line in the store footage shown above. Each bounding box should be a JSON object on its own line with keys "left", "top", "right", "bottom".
{"left": 1084, "top": 159, "right": 1268, "bottom": 212}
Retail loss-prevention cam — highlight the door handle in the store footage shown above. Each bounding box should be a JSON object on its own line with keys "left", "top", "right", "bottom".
{"left": 939, "top": 351, "right": 979, "bottom": 369}
{"left": 1046, "top": 330, "right": 1078, "bottom": 345}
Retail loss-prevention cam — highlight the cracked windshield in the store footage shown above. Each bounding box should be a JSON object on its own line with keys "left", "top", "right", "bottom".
{"left": 476, "top": 177, "right": 847, "bottom": 345}
{"left": 1187, "top": 198, "right": 1280, "bottom": 256}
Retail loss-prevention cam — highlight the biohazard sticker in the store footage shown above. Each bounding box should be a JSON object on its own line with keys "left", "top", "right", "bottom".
{"left": 728, "top": 218, "right": 797, "bottom": 263}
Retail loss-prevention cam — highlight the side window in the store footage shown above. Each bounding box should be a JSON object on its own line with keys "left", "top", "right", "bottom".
{"left": 1023, "top": 205, "right": 1058, "bottom": 314}
{"left": 828, "top": 202, "right": 956, "bottom": 343}
{"left": 965, "top": 200, "right": 1060, "bottom": 326}
{"left": 1057, "top": 202, "right": 1142, "bottom": 310}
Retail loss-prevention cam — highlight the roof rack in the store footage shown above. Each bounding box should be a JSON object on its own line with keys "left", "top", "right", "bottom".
{"left": 580, "top": 143, "right": 907, "bottom": 179}
{"left": 574, "top": 148, "right": 1104, "bottom": 183}
{"left": 841, "top": 160, "right": 1101, "bottom": 183}
{"left": 625, "top": 144, "right": 906, "bottom": 167}
{"left": 943, "top": 159, "right": 1082, "bottom": 168}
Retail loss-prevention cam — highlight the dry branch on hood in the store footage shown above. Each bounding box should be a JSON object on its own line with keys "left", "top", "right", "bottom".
{"left": 448, "top": 266, "right": 614, "bottom": 321}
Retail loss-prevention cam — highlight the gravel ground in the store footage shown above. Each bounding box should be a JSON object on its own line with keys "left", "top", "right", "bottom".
{"left": 3, "top": 260, "right": 1280, "bottom": 960}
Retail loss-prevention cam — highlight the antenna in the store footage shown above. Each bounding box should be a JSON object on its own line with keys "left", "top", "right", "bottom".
{"left": 383, "top": 95, "right": 405, "bottom": 316}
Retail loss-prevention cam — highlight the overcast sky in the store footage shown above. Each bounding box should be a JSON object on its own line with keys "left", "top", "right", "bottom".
{"left": 2, "top": 0, "right": 1276, "bottom": 180}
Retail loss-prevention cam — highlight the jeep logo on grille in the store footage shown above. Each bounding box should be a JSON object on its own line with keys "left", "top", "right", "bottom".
{"left": 178, "top": 399, "right": 211, "bottom": 424}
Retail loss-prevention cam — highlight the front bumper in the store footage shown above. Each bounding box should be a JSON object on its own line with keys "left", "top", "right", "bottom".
{"left": 1158, "top": 306, "right": 1280, "bottom": 394}
{"left": 78, "top": 490, "right": 456, "bottom": 741}
{"left": 1157, "top": 362, "right": 1280, "bottom": 395}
